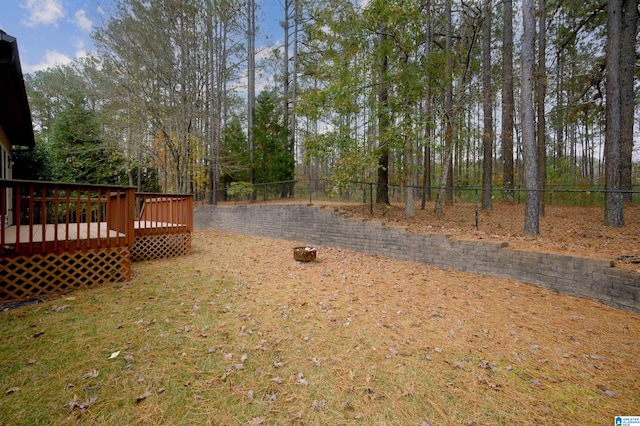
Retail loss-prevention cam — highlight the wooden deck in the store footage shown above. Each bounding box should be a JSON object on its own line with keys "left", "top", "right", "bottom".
{"left": 1, "top": 180, "right": 193, "bottom": 301}
{"left": 3, "top": 222, "right": 125, "bottom": 244}
{"left": 3, "top": 220, "right": 188, "bottom": 245}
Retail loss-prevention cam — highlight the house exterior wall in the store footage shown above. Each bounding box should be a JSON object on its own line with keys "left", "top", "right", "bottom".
{"left": 0, "top": 126, "right": 12, "bottom": 227}
{"left": 0, "top": 125, "right": 11, "bottom": 180}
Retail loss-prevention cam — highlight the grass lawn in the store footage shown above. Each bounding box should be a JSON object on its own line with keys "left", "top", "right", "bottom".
{"left": 1, "top": 230, "right": 639, "bottom": 425}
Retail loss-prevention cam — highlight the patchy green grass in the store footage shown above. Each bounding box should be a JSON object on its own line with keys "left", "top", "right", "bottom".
{"left": 1, "top": 230, "right": 639, "bottom": 425}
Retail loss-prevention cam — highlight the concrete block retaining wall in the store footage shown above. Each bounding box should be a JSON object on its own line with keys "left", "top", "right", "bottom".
{"left": 194, "top": 204, "right": 639, "bottom": 313}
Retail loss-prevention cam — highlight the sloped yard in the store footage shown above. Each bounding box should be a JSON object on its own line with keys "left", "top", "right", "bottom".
{"left": 1, "top": 230, "right": 639, "bottom": 424}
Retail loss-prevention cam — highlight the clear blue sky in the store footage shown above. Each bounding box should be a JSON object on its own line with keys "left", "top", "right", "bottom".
{"left": 0, "top": 0, "right": 284, "bottom": 75}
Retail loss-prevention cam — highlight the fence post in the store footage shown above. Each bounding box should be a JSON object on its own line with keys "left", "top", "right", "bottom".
{"left": 475, "top": 188, "right": 479, "bottom": 231}
{"left": 370, "top": 183, "right": 373, "bottom": 215}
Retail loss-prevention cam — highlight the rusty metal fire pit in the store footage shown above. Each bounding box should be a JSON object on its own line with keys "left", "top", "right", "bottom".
{"left": 293, "top": 246, "right": 316, "bottom": 262}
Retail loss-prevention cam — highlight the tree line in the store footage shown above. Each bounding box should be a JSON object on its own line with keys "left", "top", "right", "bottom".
{"left": 17, "top": 0, "right": 639, "bottom": 234}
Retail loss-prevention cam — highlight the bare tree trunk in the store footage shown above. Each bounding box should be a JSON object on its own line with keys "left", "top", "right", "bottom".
{"left": 247, "top": 0, "right": 256, "bottom": 187}
{"left": 421, "top": 97, "right": 432, "bottom": 208}
{"left": 436, "top": 0, "right": 453, "bottom": 213}
{"left": 404, "top": 115, "right": 414, "bottom": 217}
{"left": 376, "top": 30, "right": 390, "bottom": 205}
{"left": 127, "top": 105, "right": 134, "bottom": 187}
{"left": 522, "top": 0, "right": 539, "bottom": 235}
{"left": 292, "top": 0, "right": 299, "bottom": 157}
{"left": 283, "top": 0, "right": 290, "bottom": 152}
{"left": 620, "top": 0, "right": 638, "bottom": 202}
{"left": 537, "top": 0, "right": 547, "bottom": 216}
{"left": 481, "top": 0, "right": 493, "bottom": 211}
{"left": 604, "top": 0, "right": 624, "bottom": 226}
{"left": 502, "top": 0, "right": 515, "bottom": 201}
{"left": 207, "top": 1, "right": 216, "bottom": 204}
{"left": 555, "top": 40, "right": 564, "bottom": 161}
{"left": 421, "top": 0, "right": 433, "bottom": 209}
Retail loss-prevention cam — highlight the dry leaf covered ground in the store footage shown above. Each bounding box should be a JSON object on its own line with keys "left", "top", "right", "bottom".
{"left": 1, "top": 230, "right": 639, "bottom": 425}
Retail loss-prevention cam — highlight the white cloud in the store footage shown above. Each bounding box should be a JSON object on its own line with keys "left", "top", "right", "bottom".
{"left": 73, "top": 9, "right": 93, "bottom": 32}
{"left": 21, "top": 0, "right": 64, "bottom": 27}
{"left": 74, "top": 39, "right": 89, "bottom": 60}
{"left": 23, "top": 50, "right": 72, "bottom": 73}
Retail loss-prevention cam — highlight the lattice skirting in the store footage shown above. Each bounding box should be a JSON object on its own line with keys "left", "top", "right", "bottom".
{"left": 0, "top": 247, "right": 131, "bottom": 301}
{"left": 131, "top": 233, "right": 191, "bottom": 262}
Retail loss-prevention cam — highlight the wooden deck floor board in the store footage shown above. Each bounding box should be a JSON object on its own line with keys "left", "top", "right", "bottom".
{"left": 2, "top": 223, "right": 124, "bottom": 244}
{"left": 2, "top": 221, "right": 189, "bottom": 245}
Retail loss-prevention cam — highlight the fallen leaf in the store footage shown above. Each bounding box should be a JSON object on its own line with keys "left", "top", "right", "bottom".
{"left": 296, "top": 372, "right": 309, "bottom": 386}
{"left": 586, "top": 354, "right": 605, "bottom": 361}
{"left": 33, "top": 331, "right": 45, "bottom": 338}
{"left": 273, "top": 359, "right": 285, "bottom": 368}
{"left": 68, "top": 395, "right": 97, "bottom": 412}
{"left": 311, "top": 399, "right": 327, "bottom": 411}
{"left": 82, "top": 369, "right": 99, "bottom": 380}
{"left": 478, "top": 359, "right": 494, "bottom": 370}
{"left": 270, "top": 377, "right": 283, "bottom": 384}
{"left": 597, "top": 385, "right": 617, "bottom": 398}
{"left": 135, "top": 390, "right": 153, "bottom": 404}
{"left": 109, "top": 351, "right": 120, "bottom": 359}
{"left": 6, "top": 387, "right": 19, "bottom": 394}
{"left": 247, "top": 417, "right": 265, "bottom": 425}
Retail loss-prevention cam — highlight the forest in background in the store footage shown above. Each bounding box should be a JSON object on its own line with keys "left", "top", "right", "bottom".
{"left": 13, "top": 0, "right": 639, "bottom": 233}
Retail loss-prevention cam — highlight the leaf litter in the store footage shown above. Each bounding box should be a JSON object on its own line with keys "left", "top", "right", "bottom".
{"left": 1, "top": 229, "right": 639, "bottom": 425}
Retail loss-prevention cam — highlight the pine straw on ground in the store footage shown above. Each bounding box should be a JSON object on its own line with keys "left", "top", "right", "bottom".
{"left": 1, "top": 230, "right": 639, "bottom": 425}
{"left": 324, "top": 201, "right": 640, "bottom": 270}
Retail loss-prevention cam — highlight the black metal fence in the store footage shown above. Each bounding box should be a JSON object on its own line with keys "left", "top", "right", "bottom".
{"left": 226, "top": 179, "right": 638, "bottom": 210}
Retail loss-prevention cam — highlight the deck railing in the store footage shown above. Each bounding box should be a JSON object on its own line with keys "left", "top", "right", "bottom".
{"left": 0, "top": 179, "right": 136, "bottom": 256}
{"left": 134, "top": 193, "right": 193, "bottom": 237}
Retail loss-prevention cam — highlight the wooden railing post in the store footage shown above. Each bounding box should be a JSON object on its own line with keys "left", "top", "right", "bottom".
{"left": 186, "top": 195, "right": 193, "bottom": 232}
{"left": 125, "top": 187, "right": 135, "bottom": 247}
